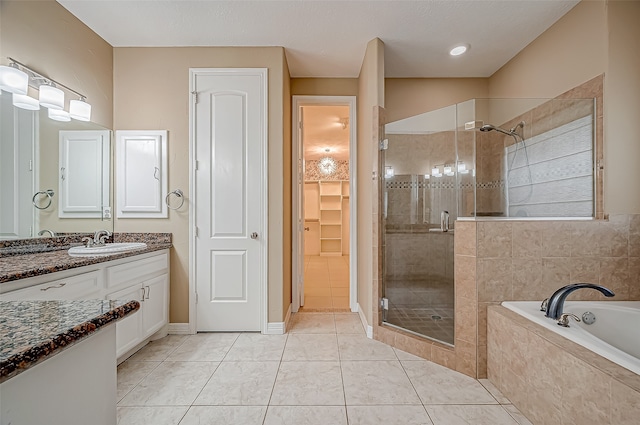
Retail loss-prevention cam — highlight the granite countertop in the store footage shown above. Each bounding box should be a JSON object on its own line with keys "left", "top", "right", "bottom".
{"left": 0, "top": 233, "right": 172, "bottom": 284}
{"left": 0, "top": 299, "right": 140, "bottom": 383}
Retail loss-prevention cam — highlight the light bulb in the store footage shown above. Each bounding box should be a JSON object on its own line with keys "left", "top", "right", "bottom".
{"left": 69, "top": 99, "right": 91, "bottom": 121}
{"left": 0, "top": 65, "right": 29, "bottom": 95}
{"left": 12, "top": 93, "right": 40, "bottom": 110}
{"left": 39, "top": 84, "right": 64, "bottom": 110}
{"left": 48, "top": 108, "right": 71, "bottom": 122}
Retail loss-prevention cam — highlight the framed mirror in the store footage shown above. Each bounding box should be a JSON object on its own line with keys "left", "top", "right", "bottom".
{"left": 0, "top": 91, "right": 112, "bottom": 240}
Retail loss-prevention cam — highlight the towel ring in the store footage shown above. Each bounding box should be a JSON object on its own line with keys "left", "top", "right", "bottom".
{"left": 165, "top": 189, "right": 185, "bottom": 210}
{"left": 32, "top": 190, "right": 55, "bottom": 210}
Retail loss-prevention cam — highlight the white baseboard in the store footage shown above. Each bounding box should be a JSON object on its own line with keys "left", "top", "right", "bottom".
{"left": 356, "top": 303, "right": 373, "bottom": 339}
{"left": 264, "top": 304, "right": 292, "bottom": 335}
{"left": 167, "top": 323, "right": 192, "bottom": 335}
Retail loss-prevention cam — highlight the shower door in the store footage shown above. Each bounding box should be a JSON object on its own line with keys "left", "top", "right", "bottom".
{"left": 382, "top": 107, "right": 458, "bottom": 345}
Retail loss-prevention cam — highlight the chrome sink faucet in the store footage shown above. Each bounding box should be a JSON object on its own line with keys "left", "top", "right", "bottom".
{"left": 37, "top": 229, "right": 56, "bottom": 237}
{"left": 93, "top": 230, "right": 112, "bottom": 246}
{"left": 545, "top": 283, "right": 615, "bottom": 320}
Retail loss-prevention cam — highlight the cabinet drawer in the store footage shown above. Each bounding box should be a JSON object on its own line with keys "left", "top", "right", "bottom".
{"left": 106, "top": 252, "right": 168, "bottom": 289}
{"left": 0, "top": 271, "right": 102, "bottom": 301}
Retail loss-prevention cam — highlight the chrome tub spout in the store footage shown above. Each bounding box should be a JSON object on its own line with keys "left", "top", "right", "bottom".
{"left": 545, "top": 283, "right": 615, "bottom": 320}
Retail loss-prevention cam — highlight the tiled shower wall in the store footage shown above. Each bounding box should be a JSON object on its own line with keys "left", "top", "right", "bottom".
{"left": 456, "top": 214, "right": 640, "bottom": 378}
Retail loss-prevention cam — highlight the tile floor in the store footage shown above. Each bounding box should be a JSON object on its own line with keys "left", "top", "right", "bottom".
{"left": 117, "top": 312, "right": 532, "bottom": 425}
{"left": 301, "top": 255, "right": 350, "bottom": 311}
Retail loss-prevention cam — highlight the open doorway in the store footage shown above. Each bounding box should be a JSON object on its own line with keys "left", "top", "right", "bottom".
{"left": 292, "top": 96, "right": 357, "bottom": 314}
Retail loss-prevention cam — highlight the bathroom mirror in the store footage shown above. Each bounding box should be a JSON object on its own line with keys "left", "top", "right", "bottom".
{"left": 0, "top": 91, "right": 113, "bottom": 240}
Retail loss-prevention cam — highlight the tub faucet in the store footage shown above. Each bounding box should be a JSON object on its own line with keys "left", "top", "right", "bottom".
{"left": 545, "top": 283, "right": 615, "bottom": 320}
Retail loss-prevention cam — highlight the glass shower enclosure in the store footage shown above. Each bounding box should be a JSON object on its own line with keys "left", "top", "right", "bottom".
{"left": 381, "top": 97, "right": 596, "bottom": 346}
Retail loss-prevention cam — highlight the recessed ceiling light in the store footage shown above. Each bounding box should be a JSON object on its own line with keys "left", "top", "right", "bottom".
{"left": 449, "top": 44, "right": 469, "bottom": 56}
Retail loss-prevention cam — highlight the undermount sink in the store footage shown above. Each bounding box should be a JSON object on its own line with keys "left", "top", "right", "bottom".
{"left": 68, "top": 242, "right": 147, "bottom": 257}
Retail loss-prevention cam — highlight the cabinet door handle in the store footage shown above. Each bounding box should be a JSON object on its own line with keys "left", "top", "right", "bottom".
{"left": 145, "top": 285, "right": 151, "bottom": 300}
{"left": 40, "top": 283, "right": 66, "bottom": 291}
{"left": 141, "top": 287, "right": 146, "bottom": 302}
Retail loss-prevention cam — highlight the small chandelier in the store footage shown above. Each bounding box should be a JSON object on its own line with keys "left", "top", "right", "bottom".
{"left": 318, "top": 149, "right": 337, "bottom": 175}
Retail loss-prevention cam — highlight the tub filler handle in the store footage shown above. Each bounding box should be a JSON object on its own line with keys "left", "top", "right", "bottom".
{"left": 557, "top": 313, "right": 581, "bottom": 327}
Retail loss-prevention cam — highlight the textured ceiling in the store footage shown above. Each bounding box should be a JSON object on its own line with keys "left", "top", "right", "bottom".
{"left": 57, "top": 0, "right": 580, "bottom": 78}
{"left": 303, "top": 105, "right": 351, "bottom": 161}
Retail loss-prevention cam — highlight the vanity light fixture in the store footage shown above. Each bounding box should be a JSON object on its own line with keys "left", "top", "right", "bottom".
{"left": 12, "top": 93, "right": 40, "bottom": 110}
{"left": 0, "top": 63, "right": 29, "bottom": 94}
{"left": 384, "top": 166, "right": 395, "bottom": 178}
{"left": 69, "top": 98, "right": 92, "bottom": 121}
{"left": 39, "top": 84, "right": 64, "bottom": 110}
{"left": 432, "top": 166, "right": 442, "bottom": 178}
{"left": 444, "top": 165, "right": 455, "bottom": 176}
{"left": 3, "top": 57, "right": 91, "bottom": 120}
{"left": 458, "top": 162, "right": 470, "bottom": 174}
{"left": 48, "top": 108, "right": 71, "bottom": 122}
{"left": 449, "top": 44, "right": 469, "bottom": 56}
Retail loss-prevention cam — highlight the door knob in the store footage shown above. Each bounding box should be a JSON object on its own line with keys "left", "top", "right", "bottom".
{"left": 304, "top": 227, "right": 310, "bottom": 231}
{"left": 251, "top": 232, "right": 259, "bottom": 239}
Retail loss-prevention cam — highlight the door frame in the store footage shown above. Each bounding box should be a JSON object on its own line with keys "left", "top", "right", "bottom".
{"left": 291, "top": 95, "right": 357, "bottom": 312}
{"left": 188, "top": 68, "right": 269, "bottom": 334}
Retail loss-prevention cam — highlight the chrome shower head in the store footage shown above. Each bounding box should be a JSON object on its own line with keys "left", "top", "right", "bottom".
{"left": 479, "top": 124, "right": 512, "bottom": 136}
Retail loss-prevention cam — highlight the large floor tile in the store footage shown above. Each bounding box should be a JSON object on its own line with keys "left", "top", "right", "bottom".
{"left": 341, "top": 360, "right": 421, "bottom": 405}
{"left": 337, "top": 334, "right": 397, "bottom": 360}
{"left": 118, "top": 361, "right": 219, "bottom": 406}
{"left": 425, "top": 405, "right": 519, "bottom": 425}
{"left": 270, "top": 361, "right": 344, "bottom": 405}
{"left": 179, "top": 406, "right": 267, "bottom": 425}
{"left": 503, "top": 405, "right": 534, "bottom": 425}
{"left": 117, "top": 361, "right": 161, "bottom": 402}
{"left": 479, "top": 378, "right": 511, "bottom": 404}
{"left": 282, "top": 334, "right": 339, "bottom": 361}
{"left": 402, "top": 361, "right": 496, "bottom": 405}
{"left": 263, "top": 406, "right": 347, "bottom": 425}
{"left": 289, "top": 313, "right": 336, "bottom": 333}
{"left": 302, "top": 295, "right": 334, "bottom": 310}
{"left": 393, "top": 348, "right": 426, "bottom": 361}
{"left": 347, "top": 405, "right": 433, "bottom": 425}
{"left": 126, "top": 335, "right": 188, "bottom": 362}
{"left": 166, "top": 333, "right": 239, "bottom": 362}
{"left": 223, "top": 333, "right": 287, "bottom": 361}
{"left": 193, "top": 361, "right": 279, "bottom": 406}
{"left": 334, "top": 313, "right": 365, "bottom": 334}
{"left": 117, "top": 406, "right": 188, "bottom": 425}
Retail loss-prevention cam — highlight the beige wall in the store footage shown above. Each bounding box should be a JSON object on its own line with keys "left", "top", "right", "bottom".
{"left": 282, "top": 54, "right": 292, "bottom": 319}
{"left": 357, "top": 38, "right": 385, "bottom": 326}
{"left": 384, "top": 78, "right": 489, "bottom": 123}
{"left": 113, "top": 47, "right": 288, "bottom": 324}
{"left": 488, "top": 1, "right": 607, "bottom": 99}
{"left": 0, "top": 0, "right": 113, "bottom": 128}
{"left": 604, "top": 0, "right": 640, "bottom": 214}
{"left": 291, "top": 78, "right": 358, "bottom": 96}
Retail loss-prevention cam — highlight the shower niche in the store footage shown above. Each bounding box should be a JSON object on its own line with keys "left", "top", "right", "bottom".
{"left": 381, "top": 97, "right": 596, "bottom": 345}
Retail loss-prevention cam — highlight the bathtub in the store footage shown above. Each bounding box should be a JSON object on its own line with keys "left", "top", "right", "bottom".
{"left": 502, "top": 301, "right": 640, "bottom": 375}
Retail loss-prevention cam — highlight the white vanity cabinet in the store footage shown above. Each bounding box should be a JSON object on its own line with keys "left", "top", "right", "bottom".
{"left": 0, "top": 249, "right": 170, "bottom": 362}
{"left": 105, "top": 251, "right": 169, "bottom": 359}
{"left": 0, "top": 270, "right": 102, "bottom": 301}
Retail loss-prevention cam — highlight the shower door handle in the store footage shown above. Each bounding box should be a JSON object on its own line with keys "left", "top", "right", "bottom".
{"left": 440, "top": 210, "right": 450, "bottom": 232}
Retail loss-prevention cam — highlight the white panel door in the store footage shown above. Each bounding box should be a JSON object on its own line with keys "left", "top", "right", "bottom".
{"left": 59, "top": 130, "right": 110, "bottom": 218}
{"left": 194, "top": 69, "right": 266, "bottom": 332}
